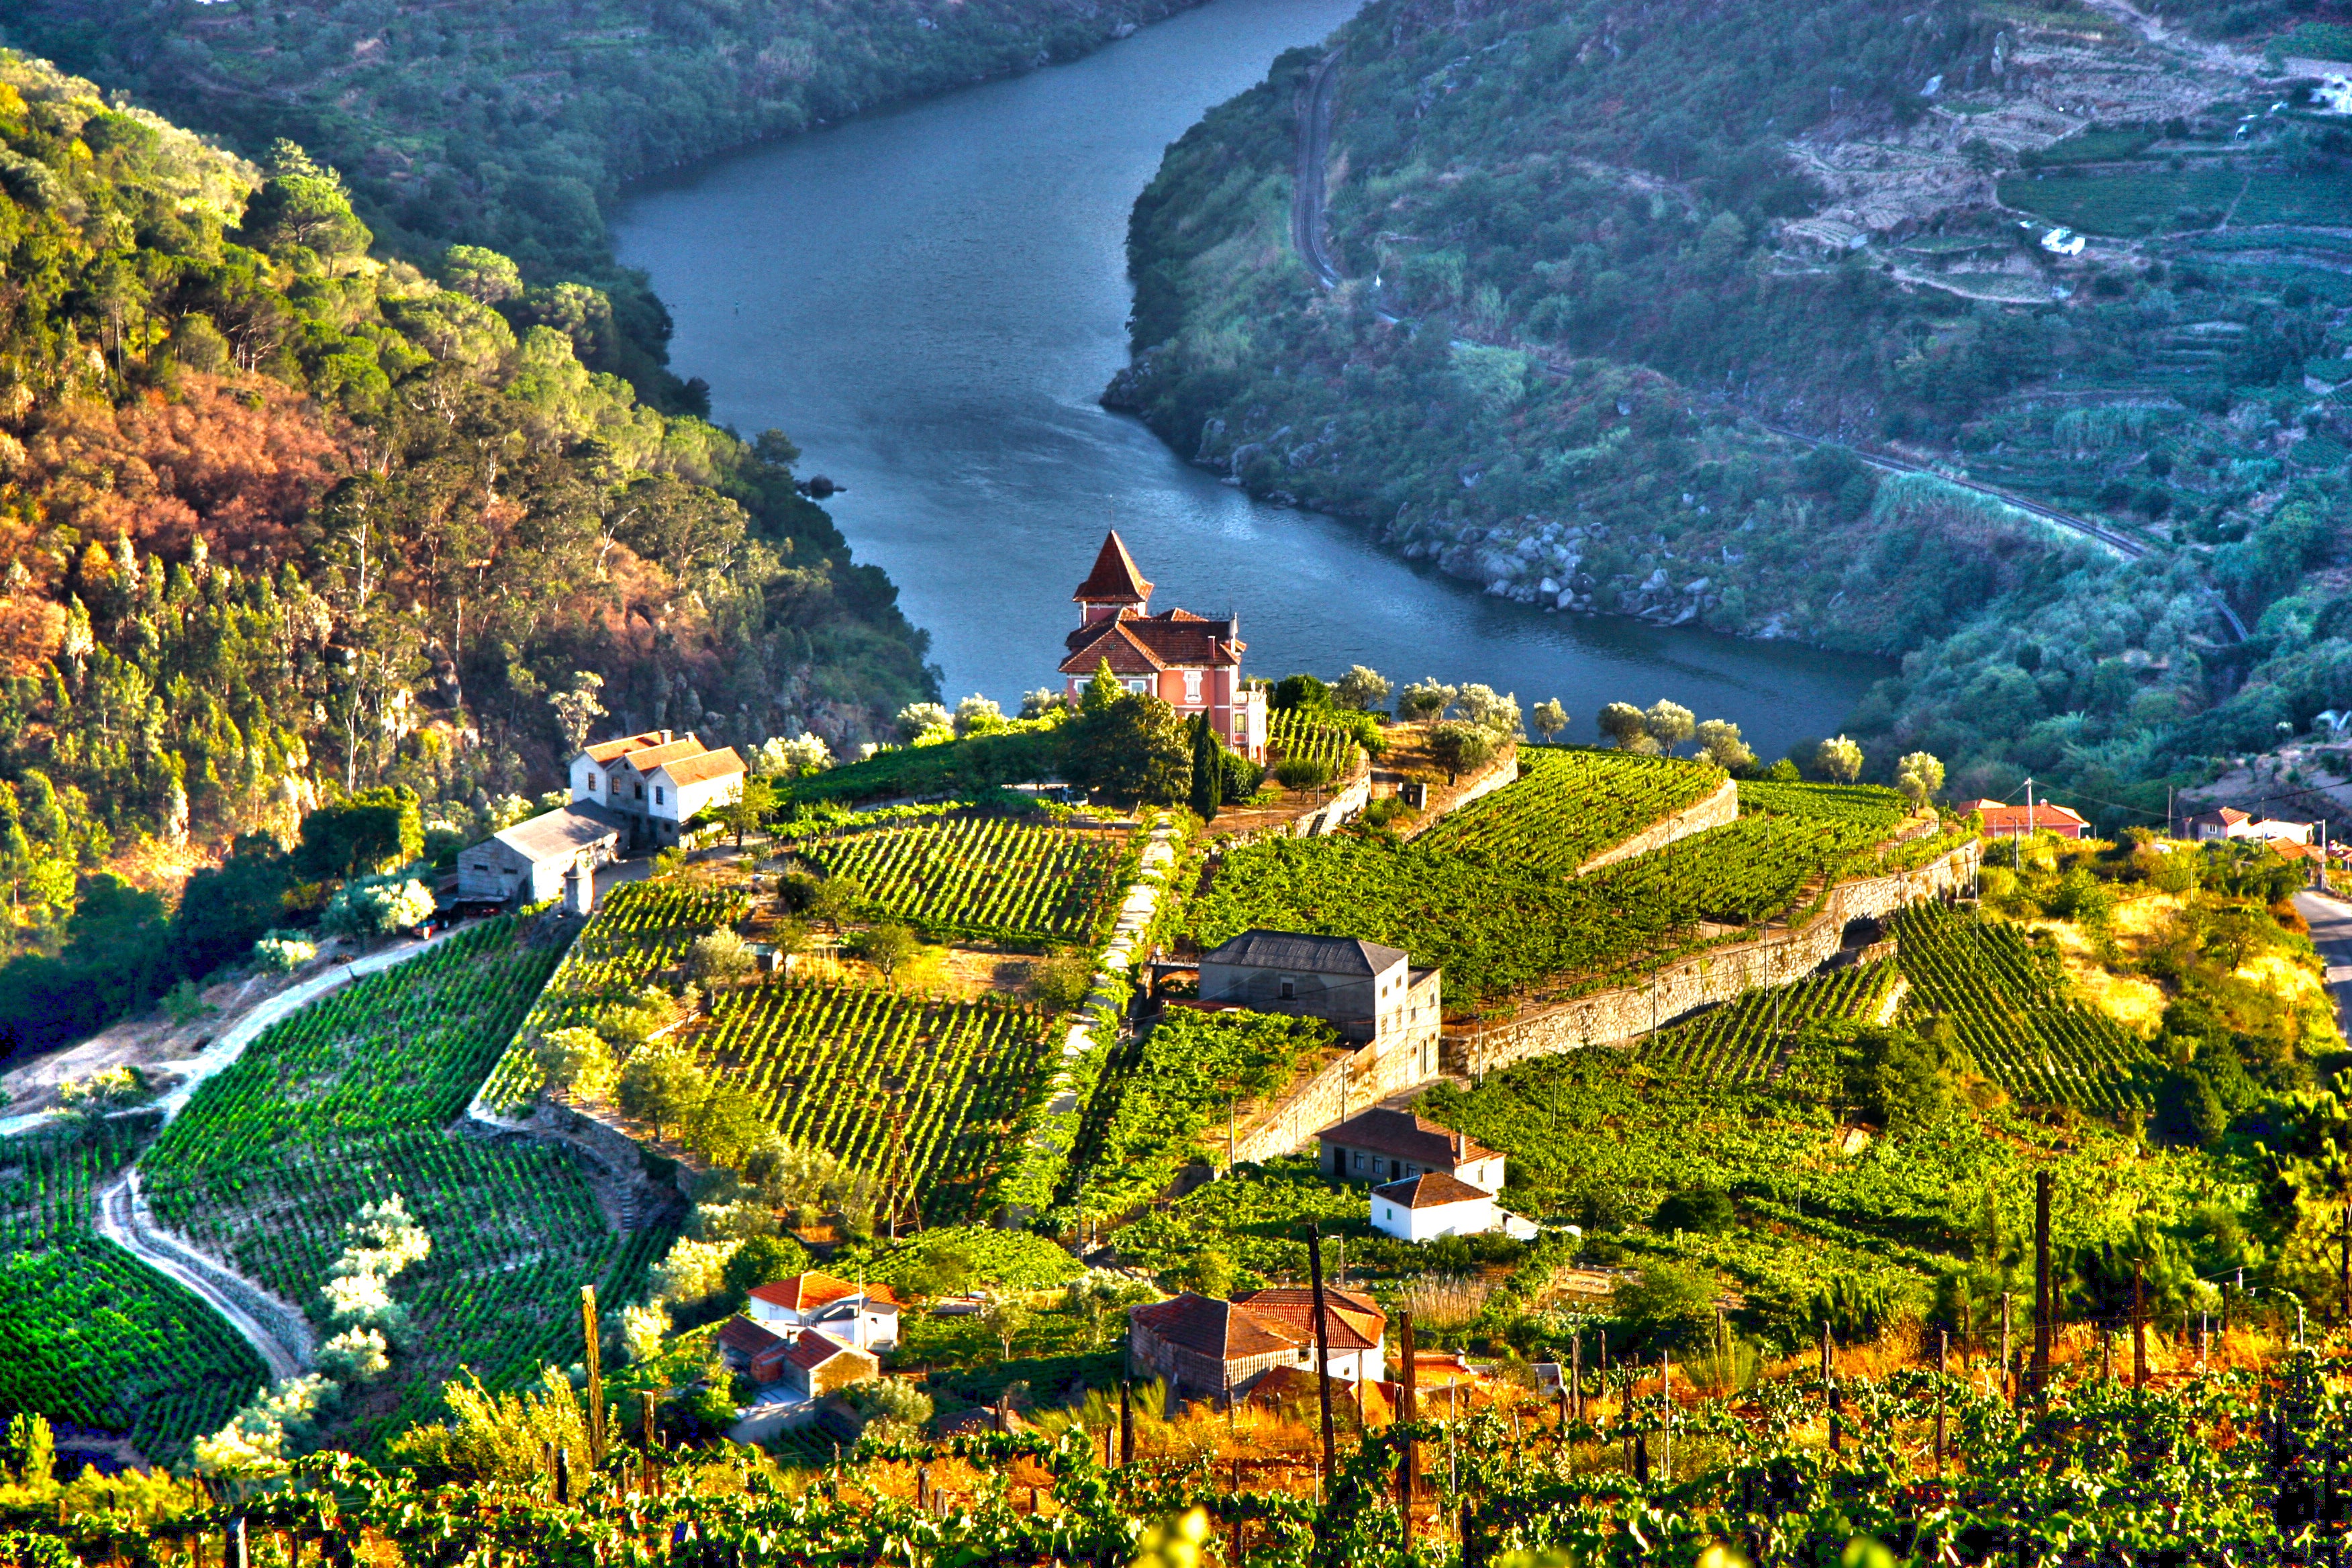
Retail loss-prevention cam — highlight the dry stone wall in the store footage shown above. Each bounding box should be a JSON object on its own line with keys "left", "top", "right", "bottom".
{"left": 1444, "top": 838, "right": 1981, "bottom": 1077}
{"left": 1226, "top": 1021, "right": 1434, "bottom": 1166}
{"left": 1577, "top": 776, "right": 1739, "bottom": 873}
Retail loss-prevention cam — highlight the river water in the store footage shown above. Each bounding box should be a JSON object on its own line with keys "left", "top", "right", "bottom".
{"left": 611, "top": 0, "right": 1886, "bottom": 756}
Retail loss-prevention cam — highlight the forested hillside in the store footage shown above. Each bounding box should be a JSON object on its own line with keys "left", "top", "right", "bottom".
{"left": 0, "top": 54, "right": 936, "bottom": 1052}
{"left": 2, "top": 0, "right": 1207, "bottom": 405}
{"left": 1114, "top": 0, "right": 2352, "bottom": 816}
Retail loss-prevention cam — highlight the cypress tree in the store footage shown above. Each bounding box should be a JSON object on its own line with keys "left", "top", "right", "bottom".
{"left": 1188, "top": 711, "right": 1222, "bottom": 821}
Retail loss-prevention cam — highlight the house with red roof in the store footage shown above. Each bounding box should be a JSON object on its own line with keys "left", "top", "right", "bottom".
{"left": 716, "top": 1315, "right": 793, "bottom": 1384}
{"left": 779, "top": 1331, "right": 880, "bottom": 1402}
{"left": 1971, "top": 799, "right": 2089, "bottom": 840}
{"left": 1127, "top": 1286, "right": 1387, "bottom": 1399}
{"left": 2184, "top": 806, "right": 2315, "bottom": 846}
{"left": 1058, "top": 532, "right": 1269, "bottom": 760}
{"left": 566, "top": 728, "right": 746, "bottom": 851}
{"left": 744, "top": 1273, "right": 901, "bottom": 1352}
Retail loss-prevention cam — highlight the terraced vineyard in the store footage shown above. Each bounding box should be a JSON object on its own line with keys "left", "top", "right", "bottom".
{"left": 0, "top": 1128, "right": 266, "bottom": 1467}
{"left": 794, "top": 815, "right": 1132, "bottom": 944}
{"left": 142, "top": 920, "right": 675, "bottom": 1456}
{"left": 481, "top": 880, "right": 746, "bottom": 1108}
{"left": 1414, "top": 747, "right": 1724, "bottom": 875}
{"left": 695, "top": 985, "right": 1059, "bottom": 1224}
{"left": 1636, "top": 960, "right": 1899, "bottom": 1081}
{"left": 1893, "top": 902, "right": 2157, "bottom": 1113}
{"left": 1267, "top": 708, "right": 1365, "bottom": 777}
{"left": 1736, "top": 780, "right": 1910, "bottom": 831}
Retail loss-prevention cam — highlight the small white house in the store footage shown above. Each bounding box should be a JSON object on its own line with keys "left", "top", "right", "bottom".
{"left": 456, "top": 803, "right": 625, "bottom": 903}
{"left": 1371, "top": 1171, "right": 1539, "bottom": 1243}
{"left": 745, "top": 1274, "right": 901, "bottom": 1353}
{"left": 2040, "top": 227, "right": 2087, "bottom": 257}
{"left": 568, "top": 729, "right": 747, "bottom": 850}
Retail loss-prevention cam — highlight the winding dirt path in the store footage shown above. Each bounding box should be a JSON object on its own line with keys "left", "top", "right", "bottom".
{"left": 96, "top": 1171, "right": 313, "bottom": 1383}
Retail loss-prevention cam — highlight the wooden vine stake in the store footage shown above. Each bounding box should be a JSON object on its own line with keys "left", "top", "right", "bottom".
{"left": 1398, "top": 1309, "right": 1417, "bottom": 1549}
{"left": 581, "top": 1283, "right": 606, "bottom": 1465}
{"left": 2032, "top": 1170, "right": 2053, "bottom": 1410}
{"left": 1934, "top": 1329, "right": 1948, "bottom": 1467}
{"left": 1306, "top": 1224, "right": 1338, "bottom": 1475}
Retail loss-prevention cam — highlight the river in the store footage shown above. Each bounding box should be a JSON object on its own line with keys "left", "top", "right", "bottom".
{"left": 611, "top": 0, "right": 1887, "bottom": 756}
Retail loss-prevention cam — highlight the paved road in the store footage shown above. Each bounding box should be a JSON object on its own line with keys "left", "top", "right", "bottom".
{"left": 2296, "top": 888, "right": 2352, "bottom": 1045}
{"left": 1291, "top": 50, "right": 1344, "bottom": 288}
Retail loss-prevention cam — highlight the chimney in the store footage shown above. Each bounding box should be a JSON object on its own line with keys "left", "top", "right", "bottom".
{"left": 563, "top": 859, "right": 595, "bottom": 918}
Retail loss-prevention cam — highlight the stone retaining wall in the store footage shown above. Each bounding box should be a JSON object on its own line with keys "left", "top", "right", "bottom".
{"left": 1226, "top": 1022, "right": 1436, "bottom": 1165}
{"left": 1577, "top": 777, "right": 1740, "bottom": 873}
{"left": 1443, "top": 839, "right": 1980, "bottom": 1078}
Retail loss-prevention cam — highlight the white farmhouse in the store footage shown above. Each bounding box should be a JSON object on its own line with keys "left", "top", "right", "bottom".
{"left": 744, "top": 1273, "right": 901, "bottom": 1353}
{"left": 568, "top": 729, "right": 746, "bottom": 851}
{"left": 1371, "top": 1171, "right": 1538, "bottom": 1243}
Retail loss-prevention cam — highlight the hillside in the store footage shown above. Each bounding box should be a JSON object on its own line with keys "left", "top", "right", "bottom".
{"left": 1112, "top": 0, "right": 2352, "bottom": 819}
{"left": 0, "top": 54, "right": 936, "bottom": 1058}
{"left": 1, "top": 0, "right": 1210, "bottom": 405}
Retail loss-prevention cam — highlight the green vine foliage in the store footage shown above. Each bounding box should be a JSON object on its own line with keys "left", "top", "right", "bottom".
{"left": 11, "top": 1355, "right": 2352, "bottom": 1563}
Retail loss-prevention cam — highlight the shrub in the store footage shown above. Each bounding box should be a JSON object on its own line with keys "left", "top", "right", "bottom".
{"left": 1274, "top": 756, "right": 1334, "bottom": 791}
{"left": 685, "top": 928, "right": 754, "bottom": 985}
{"left": 1653, "top": 1187, "right": 1736, "bottom": 1235}
{"left": 321, "top": 873, "right": 436, "bottom": 938}
{"left": 252, "top": 932, "right": 317, "bottom": 973}
{"left": 1613, "top": 1261, "right": 1719, "bottom": 1354}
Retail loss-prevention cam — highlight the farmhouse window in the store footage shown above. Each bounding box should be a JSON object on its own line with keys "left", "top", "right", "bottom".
{"left": 655, "top": 787, "right": 666, "bottom": 805}
{"left": 1279, "top": 977, "right": 1295, "bottom": 999}
{"left": 1183, "top": 670, "right": 1202, "bottom": 703}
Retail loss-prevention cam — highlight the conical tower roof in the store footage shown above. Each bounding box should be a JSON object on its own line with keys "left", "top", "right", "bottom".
{"left": 1073, "top": 530, "right": 1153, "bottom": 605}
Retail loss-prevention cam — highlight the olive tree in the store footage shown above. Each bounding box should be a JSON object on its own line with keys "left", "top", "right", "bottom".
{"left": 1896, "top": 750, "right": 1946, "bottom": 806}
{"left": 1814, "top": 734, "right": 1865, "bottom": 783}
{"left": 1643, "top": 700, "right": 1696, "bottom": 756}
{"left": 1596, "top": 702, "right": 1656, "bottom": 752}
{"left": 1694, "top": 718, "right": 1755, "bottom": 773}
{"left": 1530, "top": 699, "right": 1569, "bottom": 742}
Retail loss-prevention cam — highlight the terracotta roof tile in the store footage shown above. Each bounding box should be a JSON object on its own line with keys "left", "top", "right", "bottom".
{"left": 1060, "top": 622, "right": 1167, "bottom": 678}
{"left": 1318, "top": 1108, "right": 1500, "bottom": 1169}
{"left": 583, "top": 731, "right": 671, "bottom": 763}
{"left": 1075, "top": 531, "right": 1153, "bottom": 603}
{"left": 1373, "top": 1171, "right": 1495, "bottom": 1210}
{"left": 783, "top": 1330, "right": 871, "bottom": 1371}
{"left": 656, "top": 747, "right": 746, "bottom": 788}
{"left": 1230, "top": 1287, "right": 1386, "bottom": 1353}
{"left": 718, "top": 1316, "right": 789, "bottom": 1357}
{"left": 1973, "top": 799, "right": 2088, "bottom": 830}
{"left": 747, "top": 1273, "right": 858, "bottom": 1312}
{"left": 618, "top": 738, "right": 709, "bottom": 773}
{"left": 1130, "top": 1293, "right": 1306, "bottom": 1360}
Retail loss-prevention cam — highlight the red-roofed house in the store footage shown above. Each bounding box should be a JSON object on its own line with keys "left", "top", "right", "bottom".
{"left": 1971, "top": 799, "right": 2089, "bottom": 840}
{"left": 567, "top": 728, "right": 746, "bottom": 850}
{"left": 1128, "top": 1287, "right": 1388, "bottom": 1398}
{"left": 779, "top": 1331, "right": 880, "bottom": 1401}
{"left": 1058, "top": 532, "right": 1268, "bottom": 760}
{"left": 1371, "top": 1171, "right": 1536, "bottom": 1243}
{"left": 716, "top": 1315, "right": 793, "bottom": 1383}
{"left": 1316, "top": 1108, "right": 1505, "bottom": 1191}
{"left": 744, "top": 1273, "right": 901, "bottom": 1351}
{"left": 2184, "top": 807, "right": 2315, "bottom": 845}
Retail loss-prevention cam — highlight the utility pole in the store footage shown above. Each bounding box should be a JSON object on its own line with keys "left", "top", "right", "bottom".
{"left": 2133, "top": 1257, "right": 2149, "bottom": 1389}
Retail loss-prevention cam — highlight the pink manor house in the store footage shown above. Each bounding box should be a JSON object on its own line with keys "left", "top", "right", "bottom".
{"left": 1057, "top": 531, "right": 1269, "bottom": 761}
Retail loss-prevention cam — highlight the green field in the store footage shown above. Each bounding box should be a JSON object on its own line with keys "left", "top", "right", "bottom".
{"left": 0, "top": 1129, "right": 267, "bottom": 1467}
{"left": 1412, "top": 747, "right": 1724, "bottom": 873}
{"left": 141, "top": 921, "right": 675, "bottom": 1457}
{"left": 2002, "top": 170, "right": 2352, "bottom": 236}
{"left": 793, "top": 815, "right": 1133, "bottom": 944}
{"left": 1893, "top": 902, "right": 2159, "bottom": 1114}
{"left": 1635, "top": 959, "right": 1899, "bottom": 1081}
{"left": 481, "top": 881, "right": 746, "bottom": 1109}
{"left": 694, "top": 982, "right": 1059, "bottom": 1224}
